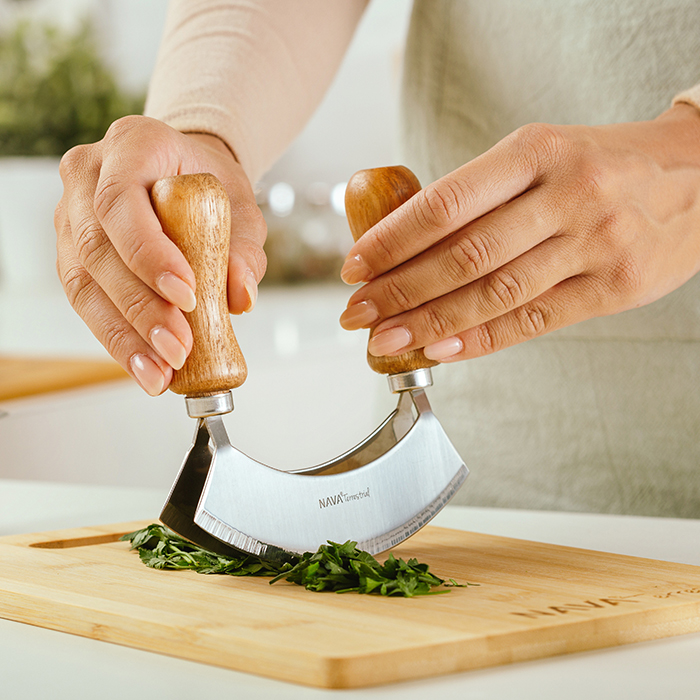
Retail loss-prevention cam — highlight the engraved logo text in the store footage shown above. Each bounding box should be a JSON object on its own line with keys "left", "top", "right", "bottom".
{"left": 319, "top": 488, "right": 370, "bottom": 509}
{"left": 510, "top": 594, "right": 644, "bottom": 619}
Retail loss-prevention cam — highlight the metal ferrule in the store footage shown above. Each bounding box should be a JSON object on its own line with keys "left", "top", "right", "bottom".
{"left": 185, "top": 391, "right": 234, "bottom": 418}
{"left": 387, "top": 367, "right": 434, "bottom": 394}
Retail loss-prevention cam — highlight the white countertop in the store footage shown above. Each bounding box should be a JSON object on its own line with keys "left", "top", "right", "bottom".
{"left": 1, "top": 478, "right": 699, "bottom": 699}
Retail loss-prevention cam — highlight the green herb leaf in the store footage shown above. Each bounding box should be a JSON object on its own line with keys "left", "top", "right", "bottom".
{"left": 120, "top": 524, "right": 478, "bottom": 597}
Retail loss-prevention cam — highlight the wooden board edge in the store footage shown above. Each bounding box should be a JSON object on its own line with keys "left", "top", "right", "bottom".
{"left": 323, "top": 602, "right": 700, "bottom": 688}
{"left": 0, "top": 584, "right": 342, "bottom": 688}
{"left": 2, "top": 589, "right": 699, "bottom": 690}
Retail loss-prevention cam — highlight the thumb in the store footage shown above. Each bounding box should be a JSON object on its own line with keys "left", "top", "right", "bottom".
{"left": 227, "top": 203, "right": 267, "bottom": 314}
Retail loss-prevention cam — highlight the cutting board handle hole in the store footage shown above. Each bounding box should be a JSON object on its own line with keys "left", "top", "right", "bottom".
{"left": 29, "top": 533, "right": 127, "bottom": 549}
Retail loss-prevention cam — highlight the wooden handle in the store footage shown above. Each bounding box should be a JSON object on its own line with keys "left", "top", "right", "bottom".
{"left": 345, "top": 166, "right": 438, "bottom": 375}
{"left": 151, "top": 173, "right": 247, "bottom": 396}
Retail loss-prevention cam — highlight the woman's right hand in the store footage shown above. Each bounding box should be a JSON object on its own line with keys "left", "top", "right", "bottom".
{"left": 55, "top": 116, "right": 267, "bottom": 395}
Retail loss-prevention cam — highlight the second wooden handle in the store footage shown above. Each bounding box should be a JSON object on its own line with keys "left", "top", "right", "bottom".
{"left": 344, "top": 166, "right": 438, "bottom": 376}
{"left": 151, "top": 173, "right": 247, "bottom": 396}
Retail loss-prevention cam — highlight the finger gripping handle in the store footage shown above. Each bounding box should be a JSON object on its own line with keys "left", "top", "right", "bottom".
{"left": 151, "top": 173, "right": 247, "bottom": 396}
{"left": 345, "top": 165, "right": 438, "bottom": 375}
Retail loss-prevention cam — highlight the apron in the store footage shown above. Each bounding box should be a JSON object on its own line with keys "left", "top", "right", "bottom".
{"left": 399, "top": 0, "right": 700, "bottom": 516}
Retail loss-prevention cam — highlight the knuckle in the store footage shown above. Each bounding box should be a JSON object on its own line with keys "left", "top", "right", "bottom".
{"left": 102, "top": 323, "right": 132, "bottom": 360}
{"left": 473, "top": 323, "right": 498, "bottom": 355}
{"left": 518, "top": 122, "right": 567, "bottom": 153}
{"left": 422, "top": 185, "right": 461, "bottom": 227}
{"left": 61, "top": 261, "right": 94, "bottom": 310}
{"left": 382, "top": 277, "right": 412, "bottom": 311}
{"left": 233, "top": 200, "right": 267, "bottom": 233}
{"left": 596, "top": 206, "right": 636, "bottom": 252}
{"left": 484, "top": 269, "right": 528, "bottom": 312}
{"left": 248, "top": 245, "right": 268, "bottom": 280}
{"left": 446, "top": 234, "right": 492, "bottom": 281}
{"left": 93, "top": 171, "right": 123, "bottom": 224}
{"left": 121, "top": 288, "right": 157, "bottom": 328}
{"left": 573, "top": 159, "right": 610, "bottom": 201}
{"left": 514, "top": 122, "right": 570, "bottom": 173}
{"left": 58, "top": 144, "right": 91, "bottom": 182}
{"left": 422, "top": 305, "right": 456, "bottom": 339}
{"left": 598, "top": 206, "right": 624, "bottom": 233}
{"left": 103, "top": 114, "right": 145, "bottom": 143}
{"left": 248, "top": 205, "right": 268, "bottom": 239}
{"left": 367, "top": 227, "right": 397, "bottom": 267}
{"left": 416, "top": 179, "right": 474, "bottom": 230}
{"left": 231, "top": 205, "right": 269, "bottom": 277}
{"left": 73, "top": 218, "right": 109, "bottom": 273}
{"left": 119, "top": 236, "right": 151, "bottom": 273}
{"left": 515, "top": 303, "right": 549, "bottom": 338}
{"left": 609, "top": 253, "right": 644, "bottom": 301}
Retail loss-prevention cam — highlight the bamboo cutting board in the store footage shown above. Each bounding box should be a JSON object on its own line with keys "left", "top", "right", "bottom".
{"left": 1, "top": 521, "right": 700, "bottom": 688}
{"left": 0, "top": 355, "right": 128, "bottom": 401}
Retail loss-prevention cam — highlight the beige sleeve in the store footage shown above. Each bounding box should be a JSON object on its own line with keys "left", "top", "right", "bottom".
{"left": 673, "top": 84, "right": 700, "bottom": 112}
{"left": 145, "top": 0, "right": 369, "bottom": 183}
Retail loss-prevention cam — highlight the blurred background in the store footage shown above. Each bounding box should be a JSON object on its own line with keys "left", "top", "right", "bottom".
{"left": 0, "top": 0, "right": 413, "bottom": 487}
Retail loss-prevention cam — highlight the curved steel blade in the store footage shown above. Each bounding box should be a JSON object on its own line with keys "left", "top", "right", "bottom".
{"left": 160, "top": 396, "right": 410, "bottom": 559}
{"left": 159, "top": 420, "right": 267, "bottom": 560}
{"left": 194, "top": 390, "right": 468, "bottom": 558}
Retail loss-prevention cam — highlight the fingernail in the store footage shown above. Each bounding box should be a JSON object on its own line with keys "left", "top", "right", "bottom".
{"left": 243, "top": 270, "right": 258, "bottom": 313}
{"left": 339, "top": 300, "right": 379, "bottom": 330}
{"left": 424, "top": 336, "right": 464, "bottom": 361}
{"left": 340, "top": 254, "right": 372, "bottom": 285}
{"left": 157, "top": 272, "right": 196, "bottom": 313}
{"left": 129, "top": 353, "right": 166, "bottom": 396}
{"left": 368, "top": 326, "right": 411, "bottom": 356}
{"left": 149, "top": 326, "right": 187, "bottom": 370}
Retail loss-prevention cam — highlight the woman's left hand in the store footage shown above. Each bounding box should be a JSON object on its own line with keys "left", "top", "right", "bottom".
{"left": 339, "top": 104, "right": 700, "bottom": 362}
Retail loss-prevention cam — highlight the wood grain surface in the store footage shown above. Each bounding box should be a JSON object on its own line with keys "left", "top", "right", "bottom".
{"left": 1, "top": 522, "right": 700, "bottom": 688}
{"left": 345, "top": 166, "right": 439, "bottom": 376}
{"left": 151, "top": 173, "right": 247, "bottom": 396}
{"left": 0, "top": 355, "right": 127, "bottom": 401}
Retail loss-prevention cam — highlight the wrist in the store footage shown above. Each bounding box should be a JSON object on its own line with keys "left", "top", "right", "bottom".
{"left": 652, "top": 103, "right": 700, "bottom": 167}
{"left": 184, "top": 131, "right": 240, "bottom": 164}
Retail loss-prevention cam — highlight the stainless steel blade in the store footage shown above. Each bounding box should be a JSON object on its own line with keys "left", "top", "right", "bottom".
{"left": 159, "top": 419, "right": 265, "bottom": 560}
{"left": 193, "top": 389, "right": 468, "bottom": 558}
{"left": 160, "top": 390, "right": 411, "bottom": 549}
{"left": 160, "top": 389, "right": 416, "bottom": 559}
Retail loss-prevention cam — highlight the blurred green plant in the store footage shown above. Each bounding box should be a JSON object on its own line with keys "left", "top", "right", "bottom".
{"left": 0, "top": 19, "right": 144, "bottom": 156}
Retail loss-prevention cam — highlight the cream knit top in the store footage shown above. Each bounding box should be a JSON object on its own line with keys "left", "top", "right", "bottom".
{"left": 147, "top": 0, "right": 700, "bottom": 517}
